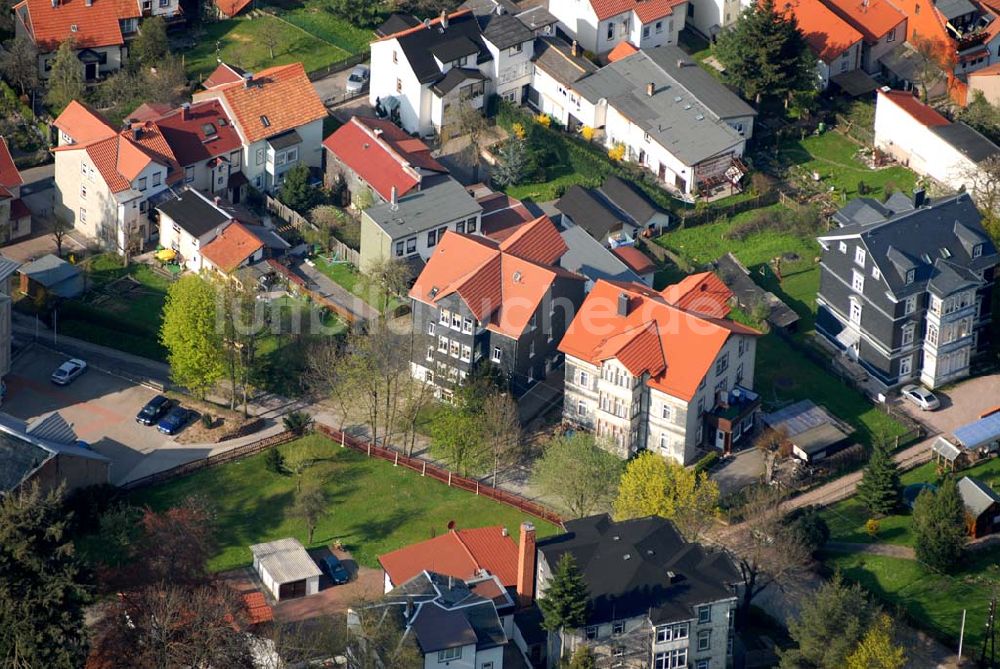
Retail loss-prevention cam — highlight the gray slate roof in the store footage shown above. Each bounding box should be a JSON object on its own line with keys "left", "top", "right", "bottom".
{"left": 714, "top": 252, "right": 800, "bottom": 329}
{"left": 573, "top": 48, "right": 749, "bottom": 165}
{"left": 365, "top": 175, "right": 481, "bottom": 239}
{"left": 249, "top": 537, "right": 322, "bottom": 584}
{"left": 532, "top": 36, "right": 598, "bottom": 87}
{"left": 763, "top": 399, "right": 854, "bottom": 456}
{"left": 394, "top": 13, "right": 492, "bottom": 85}
{"left": 559, "top": 224, "right": 643, "bottom": 285}
{"left": 929, "top": 122, "right": 1000, "bottom": 165}
{"left": 537, "top": 515, "right": 739, "bottom": 625}
{"left": 555, "top": 185, "right": 628, "bottom": 241}
{"left": 156, "top": 189, "right": 232, "bottom": 239}
{"left": 18, "top": 254, "right": 83, "bottom": 298}
{"left": 821, "top": 193, "right": 999, "bottom": 298}
{"left": 936, "top": 0, "right": 977, "bottom": 20}
{"left": 598, "top": 175, "right": 660, "bottom": 226}
{"left": 0, "top": 411, "right": 103, "bottom": 492}
{"left": 0, "top": 256, "right": 21, "bottom": 285}
{"left": 480, "top": 12, "right": 533, "bottom": 49}
{"left": 958, "top": 476, "right": 1000, "bottom": 517}
{"left": 432, "top": 67, "right": 487, "bottom": 96}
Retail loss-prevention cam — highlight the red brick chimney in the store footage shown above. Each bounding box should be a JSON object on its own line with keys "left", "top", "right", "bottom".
{"left": 516, "top": 521, "right": 536, "bottom": 606}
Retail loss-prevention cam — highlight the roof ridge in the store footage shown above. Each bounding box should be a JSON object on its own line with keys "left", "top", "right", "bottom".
{"left": 376, "top": 8, "right": 474, "bottom": 42}
{"left": 354, "top": 117, "right": 425, "bottom": 182}
{"left": 451, "top": 529, "right": 484, "bottom": 573}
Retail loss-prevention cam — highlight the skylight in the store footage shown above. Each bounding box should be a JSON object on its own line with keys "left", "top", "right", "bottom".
{"left": 202, "top": 123, "right": 217, "bottom": 137}
{"left": 260, "top": 115, "right": 271, "bottom": 128}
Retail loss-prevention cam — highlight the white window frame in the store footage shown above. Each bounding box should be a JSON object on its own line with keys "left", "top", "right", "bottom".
{"left": 904, "top": 295, "right": 917, "bottom": 315}
{"left": 491, "top": 347, "right": 502, "bottom": 363}
{"left": 698, "top": 605, "right": 711, "bottom": 624}
{"left": 838, "top": 241, "right": 847, "bottom": 253}
{"left": 902, "top": 322, "right": 915, "bottom": 346}
{"left": 852, "top": 270, "right": 865, "bottom": 293}
{"left": 437, "top": 647, "right": 461, "bottom": 662}
{"left": 855, "top": 246, "right": 866, "bottom": 267}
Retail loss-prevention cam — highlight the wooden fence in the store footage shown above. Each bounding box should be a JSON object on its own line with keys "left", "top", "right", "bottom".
{"left": 673, "top": 190, "right": 783, "bottom": 229}
{"left": 316, "top": 424, "right": 565, "bottom": 527}
{"left": 264, "top": 195, "right": 361, "bottom": 268}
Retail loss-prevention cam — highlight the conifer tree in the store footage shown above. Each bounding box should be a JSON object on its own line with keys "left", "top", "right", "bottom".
{"left": 539, "top": 553, "right": 590, "bottom": 660}
{"left": 855, "top": 440, "right": 902, "bottom": 516}
{"left": 912, "top": 477, "right": 968, "bottom": 571}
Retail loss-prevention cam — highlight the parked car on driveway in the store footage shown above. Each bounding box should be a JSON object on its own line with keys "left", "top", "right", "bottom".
{"left": 137, "top": 395, "right": 173, "bottom": 426}
{"left": 345, "top": 65, "right": 370, "bottom": 93}
{"left": 51, "top": 358, "right": 87, "bottom": 385}
{"left": 157, "top": 406, "right": 195, "bottom": 435}
{"left": 320, "top": 555, "right": 350, "bottom": 585}
{"left": 901, "top": 384, "right": 941, "bottom": 411}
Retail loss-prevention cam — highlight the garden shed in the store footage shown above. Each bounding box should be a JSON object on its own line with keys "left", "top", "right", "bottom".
{"left": 763, "top": 399, "right": 854, "bottom": 463}
{"left": 250, "top": 538, "right": 321, "bottom": 601}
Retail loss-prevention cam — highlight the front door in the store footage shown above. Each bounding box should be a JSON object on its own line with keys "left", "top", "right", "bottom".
{"left": 84, "top": 62, "right": 97, "bottom": 80}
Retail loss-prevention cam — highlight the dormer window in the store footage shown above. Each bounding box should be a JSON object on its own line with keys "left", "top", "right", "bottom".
{"left": 854, "top": 246, "right": 866, "bottom": 267}
{"left": 973, "top": 243, "right": 983, "bottom": 258}
{"left": 905, "top": 269, "right": 915, "bottom": 284}
{"left": 838, "top": 241, "right": 847, "bottom": 253}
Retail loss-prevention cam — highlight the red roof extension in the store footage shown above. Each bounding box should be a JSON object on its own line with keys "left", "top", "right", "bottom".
{"left": 878, "top": 88, "right": 950, "bottom": 127}
{"left": 143, "top": 100, "right": 242, "bottom": 168}
{"left": 378, "top": 527, "right": 519, "bottom": 587}
{"left": 612, "top": 245, "right": 655, "bottom": 275}
{"left": 0, "top": 137, "right": 24, "bottom": 192}
{"left": 591, "top": 0, "right": 685, "bottom": 22}
{"left": 14, "top": 0, "right": 139, "bottom": 51}
{"left": 820, "top": 0, "right": 906, "bottom": 43}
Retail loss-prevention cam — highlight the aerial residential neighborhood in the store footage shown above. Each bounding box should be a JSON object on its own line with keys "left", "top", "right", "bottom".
{"left": 4, "top": 0, "right": 1000, "bottom": 666}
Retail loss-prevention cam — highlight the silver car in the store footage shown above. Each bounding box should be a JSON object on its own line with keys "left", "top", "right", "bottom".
{"left": 51, "top": 358, "right": 88, "bottom": 386}
{"left": 901, "top": 384, "right": 940, "bottom": 411}
{"left": 345, "top": 65, "right": 370, "bottom": 94}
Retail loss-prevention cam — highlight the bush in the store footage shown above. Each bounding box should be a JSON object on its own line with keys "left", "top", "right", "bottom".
{"left": 200, "top": 413, "right": 213, "bottom": 428}
{"left": 865, "top": 518, "right": 880, "bottom": 537}
{"left": 283, "top": 410, "right": 314, "bottom": 436}
{"left": 694, "top": 451, "right": 720, "bottom": 475}
{"left": 786, "top": 507, "right": 830, "bottom": 556}
{"left": 607, "top": 143, "right": 626, "bottom": 162}
{"left": 264, "top": 447, "right": 284, "bottom": 474}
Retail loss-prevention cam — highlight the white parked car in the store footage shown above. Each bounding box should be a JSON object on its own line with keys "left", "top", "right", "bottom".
{"left": 901, "top": 384, "right": 940, "bottom": 411}
{"left": 345, "top": 65, "right": 370, "bottom": 94}
{"left": 51, "top": 358, "right": 88, "bottom": 385}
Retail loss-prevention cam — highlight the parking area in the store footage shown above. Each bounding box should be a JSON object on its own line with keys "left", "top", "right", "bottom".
{"left": 3, "top": 347, "right": 209, "bottom": 484}
{"left": 898, "top": 373, "right": 1000, "bottom": 436}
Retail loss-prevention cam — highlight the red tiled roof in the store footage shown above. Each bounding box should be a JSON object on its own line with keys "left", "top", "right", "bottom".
{"left": 214, "top": 0, "right": 251, "bottom": 17}
{"left": 479, "top": 192, "right": 535, "bottom": 241}
{"left": 611, "top": 245, "right": 655, "bottom": 275}
{"left": 784, "top": 0, "right": 863, "bottom": 63}
{"left": 128, "top": 102, "right": 173, "bottom": 122}
{"left": 197, "top": 62, "right": 327, "bottom": 144}
{"left": 820, "top": 0, "right": 906, "bottom": 42}
{"left": 590, "top": 0, "right": 684, "bottom": 23}
{"left": 203, "top": 62, "right": 246, "bottom": 90}
{"left": 410, "top": 229, "right": 583, "bottom": 338}
{"left": 660, "top": 271, "right": 732, "bottom": 318}
{"left": 0, "top": 137, "right": 23, "bottom": 191}
{"left": 497, "top": 214, "right": 568, "bottom": 265}
{"left": 378, "top": 527, "right": 519, "bottom": 587}
{"left": 78, "top": 122, "right": 182, "bottom": 194}
{"left": 201, "top": 222, "right": 263, "bottom": 272}
{"left": 15, "top": 0, "right": 139, "bottom": 50}
{"left": 146, "top": 100, "right": 242, "bottom": 168}
{"left": 607, "top": 40, "right": 639, "bottom": 62}
{"left": 878, "top": 88, "right": 950, "bottom": 127}
{"left": 559, "top": 279, "right": 759, "bottom": 401}
{"left": 53, "top": 100, "right": 116, "bottom": 145}
{"left": 323, "top": 116, "right": 446, "bottom": 201}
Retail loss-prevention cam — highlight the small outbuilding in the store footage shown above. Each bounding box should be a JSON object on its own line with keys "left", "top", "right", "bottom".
{"left": 958, "top": 476, "right": 1000, "bottom": 539}
{"left": 250, "top": 538, "right": 322, "bottom": 601}
{"left": 763, "top": 399, "right": 854, "bottom": 463}
{"left": 18, "top": 254, "right": 83, "bottom": 300}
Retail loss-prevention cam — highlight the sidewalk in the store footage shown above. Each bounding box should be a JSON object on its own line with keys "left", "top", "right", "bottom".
{"left": 292, "top": 258, "right": 379, "bottom": 322}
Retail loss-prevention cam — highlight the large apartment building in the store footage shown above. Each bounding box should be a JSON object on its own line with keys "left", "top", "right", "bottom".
{"left": 817, "top": 191, "right": 998, "bottom": 390}
{"left": 560, "top": 274, "right": 760, "bottom": 464}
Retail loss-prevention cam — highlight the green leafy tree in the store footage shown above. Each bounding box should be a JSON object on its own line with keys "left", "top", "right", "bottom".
{"left": 780, "top": 572, "right": 879, "bottom": 669}
{"left": 566, "top": 645, "right": 597, "bottom": 669}
{"left": 131, "top": 17, "right": 168, "bottom": 68}
{"left": 492, "top": 137, "right": 529, "bottom": 187}
{"left": 715, "top": 0, "right": 817, "bottom": 105}
{"left": 0, "top": 36, "right": 39, "bottom": 96}
{"left": 293, "top": 481, "right": 328, "bottom": 545}
{"left": 46, "top": 38, "right": 84, "bottom": 114}
{"left": 429, "top": 407, "right": 485, "bottom": 476}
{"left": 846, "top": 614, "right": 906, "bottom": 669}
{"left": 912, "top": 477, "right": 968, "bottom": 571}
{"left": 278, "top": 163, "right": 319, "bottom": 213}
{"left": 538, "top": 553, "right": 590, "bottom": 660}
{"left": 329, "top": 0, "right": 386, "bottom": 28}
{"left": 160, "top": 274, "right": 225, "bottom": 398}
{"left": 613, "top": 451, "right": 719, "bottom": 540}
{"left": 0, "top": 483, "right": 90, "bottom": 668}
{"left": 532, "top": 432, "right": 622, "bottom": 518}
{"left": 855, "top": 439, "right": 902, "bottom": 516}
{"left": 959, "top": 91, "right": 1000, "bottom": 144}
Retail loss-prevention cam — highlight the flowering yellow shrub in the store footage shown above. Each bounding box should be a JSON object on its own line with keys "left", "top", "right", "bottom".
{"left": 865, "top": 518, "right": 880, "bottom": 537}
{"left": 534, "top": 113, "right": 552, "bottom": 127}
{"left": 580, "top": 125, "right": 594, "bottom": 141}
{"left": 511, "top": 122, "right": 527, "bottom": 139}
{"left": 607, "top": 142, "right": 626, "bottom": 162}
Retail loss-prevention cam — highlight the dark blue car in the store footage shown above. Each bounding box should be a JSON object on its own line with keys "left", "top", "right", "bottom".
{"left": 137, "top": 395, "right": 172, "bottom": 426}
{"left": 156, "top": 406, "right": 195, "bottom": 435}
{"left": 320, "top": 555, "right": 349, "bottom": 585}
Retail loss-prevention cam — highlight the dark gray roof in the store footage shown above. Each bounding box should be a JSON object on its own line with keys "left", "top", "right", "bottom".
{"left": 377, "top": 13, "right": 420, "bottom": 37}
{"left": 555, "top": 185, "right": 628, "bottom": 241}
{"left": 763, "top": 399, "right": 853, "bottom": 456}
{"left": 480, "top": 12, "right": 533, "bottom": 49}
{"left": 243, "top": 224, "right": 290, "bottom": 251}
{"left": 537, "top": 515, "right": 739, "bottom": 625}
{"left": 364, "top": 175, "right": 482, "bottom": 238}
{"left": 0, "top": 411, "right": 104, "bottom": 493}
{"left": 559, "top": 225, "right": 643, "bottom": 285}
{"left": 0, "top": 434, "right": 49, "bottom": 492}
{"left": 929, "top": 122, "right": 1000, "bottom": 165}
{"left": 714, "top": 252, "right": 800, "bottom": 329}
{"left": 935, "top": 0, "right": 977, "bottom": 20}
{"left": 599, "top": 175, "right": 659, "bottom": 225}
{"left": 18, "top": 254, "right": 83, "bottom": 298}
{"left": 832, "top": 197, "right": 892, "bottom": 227}
{"left": 156, "top": 189, "right": 232, "bottom": 239}
{"left": 958, "top": 477, "right": 1000, "bottom": 517}
{"left": 266, "top": 129, "right": 302, "bottom": 150}
{"left": 515, "top": 4, "right": 557, "bottom": 29}
{"left": 461, "top": 0, "right": 520, "bottom": 16}
{"left": 573, "top": 49, "right": 748, "bottom": 165}
{"left": 395, "top": 13, "right": 492, "bottom": 85}
{"left": 532, "top": 37, "right": 598, "bottom": 86}
{"left": 927, "top": 258, "right": 985, "bottom": 295}
{"left": 0, "top": 256, "right": 21, "bottom": 285}
{"left": 820, "top": 193, "right": 999, "bottom": 297}
{"left": 432, "top": 67, "right": 488, "bottom": 96}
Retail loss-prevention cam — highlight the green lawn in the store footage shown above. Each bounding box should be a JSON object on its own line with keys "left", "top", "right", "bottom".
{"left": 185, "top": 15, "right": 350, "bottom": 80}
{"left": 312, "top": 256, "right": 403, "bottom": 311}
{"left": 279, "top": 6, "right": 374, "bottom": 53}
{"left": 778, "top": 132, "right": 917, "bottom": 202}
{"left": 126, "top": 434, "right": 559, "bottom": 572}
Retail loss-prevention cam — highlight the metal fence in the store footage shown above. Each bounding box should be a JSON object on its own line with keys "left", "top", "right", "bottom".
{"left": 316, "top": 424, "right": 565, "bottom": 527}
{"left": 264, "top": 195, "right": 361, "bottom": 268}
{"left": 307, "top": 52, "right": 368, "bottom": 82}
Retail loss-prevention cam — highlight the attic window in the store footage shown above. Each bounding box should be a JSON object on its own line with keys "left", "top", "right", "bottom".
{"left": 218, "top": 118, "right": 228, "bottom": 126}
{"left": 940, "top": 247, "right": 952, "bottom": 259}
{"left": 921, "top": 253, "right": 931, "bottom": 264}
{"left": 202, "top": 123, "right": 217, "bottom": 137}
{"left": 70, "top": 23, "right": 78, "bottom": 31}
{"left": 973, "top": 243, "right": 983, "bottom": 258}
{"left": 260, "top": 115, "right": 271, "bottom": 128}
{"left": 905, "top": 269, "right": 915, "bottom": 284}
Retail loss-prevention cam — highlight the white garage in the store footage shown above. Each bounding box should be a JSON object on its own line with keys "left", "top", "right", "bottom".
{"left": 250, "top": 538, "right": 322, "bottom": 601}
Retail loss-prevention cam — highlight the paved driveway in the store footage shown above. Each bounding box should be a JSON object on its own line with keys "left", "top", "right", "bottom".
{"left": 897, "top": 373, "right": 1000, "bottom": 436}
{"left": 3, "top": 347, "right": 206, "bottom": 484}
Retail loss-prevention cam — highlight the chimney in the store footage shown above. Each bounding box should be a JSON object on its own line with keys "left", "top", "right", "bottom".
{"left": 373, "top": 128, "right": 383, "bottom": 138}
{"left": 516, "top": 521, "right": 536, "bottom": 606}
{"left": 571, "top": 40, "right": 579, "bottom": 57}
{"left": 214, "top": 196, "right": 222, "bottom": 207}
{"left": 180, "top": 101, "right": 190, "bottom": 121}
{"left": 913, "top": 187, "right": 927, "bottom": 208}
{"left": 131, "top": 126, "right": 142, "bottom": 141}
{"left": 440, "top": 9, "right": 448, "bottom": 29}
{"left": 677, "top": 58, "right": 686, "bottom": 68}
{"left": 243, "top": 72, "right": 253, "bottom": 88}
{"left": 390, "top": 185, "right": 398, "bottom": 210}
{"left": 50, "top": 0, "right": 57, "bottom": 8}
{"left": 84, "top": 0, "right": 92, "bottom": 7}
{"left": 646, "top": 82, "right": 655, "bottom": 97}
{"left": 617, "top": 291, "right": 629, "bottom": 316}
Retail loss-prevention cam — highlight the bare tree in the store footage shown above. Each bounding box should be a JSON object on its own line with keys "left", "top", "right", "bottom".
{"left": 345, "top": 598, "right": 423, "bottom": 669}
{"left": 359, "top": 256, "right": 411, "bottom": 317}
{"left": 0, "top": 35, "right": 39, "bottom": 96}
{"left": 52, "top": 217, "right": 71, "bottom": 257}
{"left": 293, "top": 480, "right": 328, "bottom": 545}
{"left": 480, "top": 391, "right": 521, "bottom": 488}
{"left": 911, "top": 34, "right": 950, "bottom": 102}
{"left": 395, "top": 374, "right": 436, "bottom": 457}
{"left": 755, "top": 426, "right": 791, "bottom": 485}
{"left": 214, "top": 276, "right": 265, "bottom": 415}
{"left": 961, "top": 155, "right": 1000, "bottom": 243}
{"left": 454, "top": 92, "right": 490, "bottom": 181}
{"left": 259, "top": 17, "right": 281, "bottom": 60}
{"left": 341, "top": 323, "right": 412, "bottom": 447}
{"left": 727, "top": 486, "right": 810, "bottom": 616}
